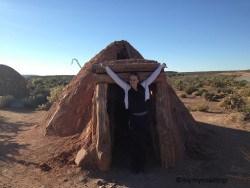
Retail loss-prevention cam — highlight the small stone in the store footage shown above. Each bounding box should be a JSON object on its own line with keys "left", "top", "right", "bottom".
{"left": 78, "top": 175, "right": 88, "bottom": 183}
{"left": 75, "top": 167, "right": 82, "bottom": 173}
{"left": 67, "top": 169, "right": 72, "bottom": 174}
{"left": 39, "top": 163, "right": 52, "bottom": 172}
{"left": 75, "top": 148, "right": 88, "bottom": 166}
{"left": 108, "top": 183, "right": 117, "bottom": 188}
{"left": 97, "top": 179, "right": 106, "bottom": 186}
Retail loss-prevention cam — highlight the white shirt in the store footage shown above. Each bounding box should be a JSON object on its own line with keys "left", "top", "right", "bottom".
{"left": 105, "top": 64, "right": 165, "bottom": 109}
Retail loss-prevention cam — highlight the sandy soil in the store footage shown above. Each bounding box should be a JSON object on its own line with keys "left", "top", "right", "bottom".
{"left": 0, "top": 104, "right": 250, "bottom": 187}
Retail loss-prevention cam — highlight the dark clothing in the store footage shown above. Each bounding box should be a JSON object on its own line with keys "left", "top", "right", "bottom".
{"left": 129, "top": 113, "right": 150, "bottom": 173}
{"left": 128, "top": 84, "right": 147, "bottom": 114}
{"left": 128, "top": 85, "right": 150, "bottom": 173}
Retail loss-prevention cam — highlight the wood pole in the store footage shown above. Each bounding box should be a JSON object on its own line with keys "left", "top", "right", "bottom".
{"left": 95, "top": 83, "right": 111, "bottom": 171}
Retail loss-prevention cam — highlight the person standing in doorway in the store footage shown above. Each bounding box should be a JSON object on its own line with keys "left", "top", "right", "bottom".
{"left": 103, "top": 63, "right": 166, "bottom": 173}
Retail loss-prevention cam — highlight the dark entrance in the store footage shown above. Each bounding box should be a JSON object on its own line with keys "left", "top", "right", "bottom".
{"left": 107, "top": 83, "right": 160, "bottom": 169}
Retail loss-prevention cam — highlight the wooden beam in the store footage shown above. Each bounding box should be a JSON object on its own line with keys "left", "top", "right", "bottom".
{"left": 155, "top": 82, "right": 177, "bottom": 168}
{"left": 92, "top": 61, "right": 160, "bottom": 74}
{"left": 94, "top": 72, "right": 166, "bottom": 84}
{"left": 95, "top": 83, "right": 111, "bottom": 171}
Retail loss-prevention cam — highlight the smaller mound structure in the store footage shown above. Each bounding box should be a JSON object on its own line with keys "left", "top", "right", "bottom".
{"left": 0, "top": 64, "right": 28, "bottom": 98}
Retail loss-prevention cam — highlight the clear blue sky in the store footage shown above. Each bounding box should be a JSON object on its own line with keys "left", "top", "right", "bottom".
{"left": 0, "top": 0, "right": 249, "bottom": 75}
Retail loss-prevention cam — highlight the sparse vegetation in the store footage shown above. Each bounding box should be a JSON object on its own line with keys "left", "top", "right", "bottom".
{"left": 169, "top": 71, "right": 250, "bottom": 122}
{"left": 0, "top": 75, "right": 72, "bottom": 110}
{"left": 220, "top": 94, "right": 246, "bottom": 111}
{"left": 25, "top": 76, "right": 72, "bottom": 110}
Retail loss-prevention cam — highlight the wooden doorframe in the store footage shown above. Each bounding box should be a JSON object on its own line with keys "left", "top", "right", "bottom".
{"left": 95, "top": 83, "right": 111, "bottom": 171}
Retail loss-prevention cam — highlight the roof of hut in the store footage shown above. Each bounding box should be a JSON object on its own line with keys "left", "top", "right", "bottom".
{"left": 41, "top": 40, "right": 203, "bottom": 171}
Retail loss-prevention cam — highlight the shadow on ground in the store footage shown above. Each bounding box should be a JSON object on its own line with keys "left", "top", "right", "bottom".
{"left": 86, "top": 121, "right": 250, "bottom": 188}
{"left": 0, "top": 115, "right": 33, "bottom": 164}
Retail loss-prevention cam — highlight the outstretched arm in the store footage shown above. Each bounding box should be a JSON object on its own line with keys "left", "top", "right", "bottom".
{"left": 141, "top": 63, "right": 166, "bottom": 86}
{"left": 105, "top": 66, "right": 129, "bottom": 90}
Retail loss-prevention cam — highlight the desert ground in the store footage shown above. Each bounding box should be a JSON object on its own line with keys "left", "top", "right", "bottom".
{"left": 0, "top": 94, "right": 249, "bottom": 188}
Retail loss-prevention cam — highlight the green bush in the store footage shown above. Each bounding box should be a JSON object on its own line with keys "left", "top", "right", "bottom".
{"left": 0, "top": 95, "right": 15, "bottom": 108}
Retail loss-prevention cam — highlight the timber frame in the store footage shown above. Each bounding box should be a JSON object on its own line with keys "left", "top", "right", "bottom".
{"left": 92, "top": 59, "right": 179, "bottom": 170}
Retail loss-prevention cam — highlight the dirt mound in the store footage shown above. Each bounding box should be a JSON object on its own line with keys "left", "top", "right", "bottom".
{"left": 41, "top": 40, "right": 204, "bottom": 171}
{"left": 0, "top": 64, "right": 28, "bottom": 98}
{"left": 43, "top": 40, "right": 144, "bottom": 136}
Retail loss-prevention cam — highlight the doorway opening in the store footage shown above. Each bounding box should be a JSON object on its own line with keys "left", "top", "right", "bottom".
{"left": 107, "top": 83, "right": 161, "bottom": 169}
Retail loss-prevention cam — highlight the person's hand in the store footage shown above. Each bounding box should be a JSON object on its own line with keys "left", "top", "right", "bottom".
{"left": 100, "top": 63, "right": 105, "bottom": 68}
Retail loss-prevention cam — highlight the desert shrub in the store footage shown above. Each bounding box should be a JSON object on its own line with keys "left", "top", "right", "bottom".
{"left": 37, "top": 85, "right": 65, "bottom": 110}
{"left": 239, "top": 97, "right": 250, "bottom": 121}
{"left": 196, "top": 103, "right": 209, "bottom": 112}
{"left": 208, "top": 75, "right": 238, "bottom": 88}
{"left": 204, "top": 92, "right": 218, "bottom": 101}
{"left": 238, "top": 88, "right": 250, "bottom": 97}
{"left": 194, "top": 89, "right": 208, "bottom": 96}
{"left": 220, "top": 94, "right": 246, "bottom": 111}
{"left": 36, "top": 103, "right": 51, "bottom": 111}
{"left": 243, "top": 112, "right": 250, "bottom": 121}
{"left": 0, "top": 95, "right": 15, "bottom": 108}
{"left": 184, "top": 86, "right": 198, "bottom": 95}
{"left": 217, "top": 88, "right": 233, "bottom": 95}
{"left": 194, "top": 90, "right": 202, "bottom": 96}
{"left": 22, "top": 94, "right": 47, "bottom": 108}
{"left": 170, "top": 76, "right": 203, "bottom": 91}
{"left": 205, "top": 92, "right": 226, "bottom": 101}
{"left": 180, "top": 93, "right": 187, "bottom": 98}
{"left": 174, "top": 80, "right": 185, "bottom": 91}
{"left": 216, "top": 93, "right": 226, "bottom": 99}
{"left": 234, "top": 80, "right": 248, "bottom": 88}
{"left": 26, "top": 75, "right": 72, "bottom": 97}
{"left": 212, "top": 79, "right": 227, "bottom": 88}
{"left": 191, "top": 103, "right": 209, "bottom": 112}
{"left": 47, "top": 85, "right": 64, "bottom": 104}
{"left": 23, "top": 75, "right": 72, "bottom": 109}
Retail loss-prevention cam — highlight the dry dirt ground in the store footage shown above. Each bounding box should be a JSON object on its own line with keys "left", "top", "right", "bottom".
{"left": 0, "top": 99, "right": 250, "bottom": 188}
